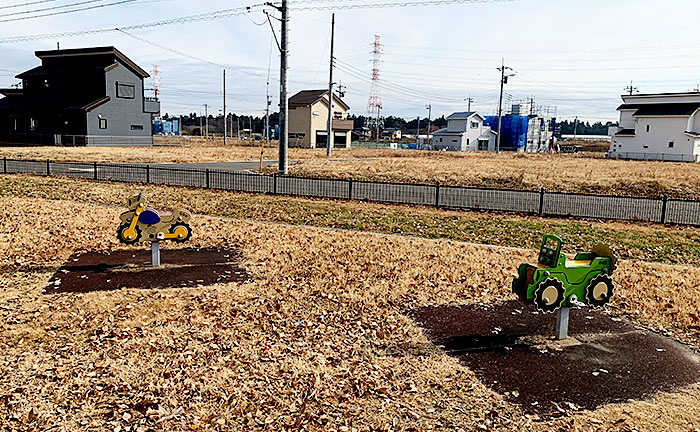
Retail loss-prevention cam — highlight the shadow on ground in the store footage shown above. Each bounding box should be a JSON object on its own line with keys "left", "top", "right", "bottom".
{"left": 410, "top": 300, "right": 700, "bottom": 416}
{"left": 44, "top": 248, "right": 251, "bottom": 294}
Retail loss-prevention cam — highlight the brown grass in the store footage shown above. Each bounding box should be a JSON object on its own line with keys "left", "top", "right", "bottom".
{"left": 0, "top": 139, "right": 409, "bottom": 164}
{"left": 274, "top": 151, "right": 700, "bottom": 199}
{"left": 3, "top": 138, "right": 699, "bottom": 198}
{"left": 1, "top": 191, "right": 699, "bottom": 431}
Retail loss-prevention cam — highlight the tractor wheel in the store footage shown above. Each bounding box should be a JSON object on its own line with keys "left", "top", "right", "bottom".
{"left": 534, "top": 278, "right": 566, "bottom": 313}
{"left": 117, "top": 224, "right": 141, "bottom": 245}
{"left": 585, "top": 274, "right": 614, "bottom": 307}
{"left": 170, "top": 222, "right": 192, "bottom": 244}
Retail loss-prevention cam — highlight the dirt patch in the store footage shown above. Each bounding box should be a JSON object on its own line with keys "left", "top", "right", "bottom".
{"left": 44, "top": 247, "right": 251, "bottom": 294}
{"left": 410, "top": 300, "right": 700, "bottom": 416}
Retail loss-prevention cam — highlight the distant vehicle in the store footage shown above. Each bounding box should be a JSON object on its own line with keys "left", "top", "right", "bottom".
{"left": 560, "top": 145, "right": 582, "bottom": 154}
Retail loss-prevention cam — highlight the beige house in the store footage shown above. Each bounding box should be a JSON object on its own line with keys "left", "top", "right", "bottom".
{"left": 288, "top": 89, "right": 353, "bottom": 148}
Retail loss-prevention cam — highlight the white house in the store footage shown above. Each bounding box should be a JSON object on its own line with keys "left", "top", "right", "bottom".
{"left": 431, "top": 112, "right": 497, "bottom": 151}
{"left": 609, "top": 92, "right": 700, "bottom": 162}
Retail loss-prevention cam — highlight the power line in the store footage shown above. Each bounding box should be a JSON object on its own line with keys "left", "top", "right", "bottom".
{"left": 0, "top": 0, "right": 142, "bottom": 23}
{"left": 0, "top": 0, "right": 60, "bottom": 11}
{"left": 0, "top": 0, "right": 113, "bottom": 18}
{"left": 117, "top": 29, "right": 267, "bottom": 77}
{"left": 292, "top": 0, "right": 520, "bottom": 10}
{"left": 0, "top": 4, "right": 265, "bottom": 43}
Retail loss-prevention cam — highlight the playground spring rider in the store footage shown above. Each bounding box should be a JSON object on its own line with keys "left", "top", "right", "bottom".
{"left": 117, "top": 191, "right": 192, "bottom": 265}
{"left": 512, "top": 234, "right": 617, "bottom": 339}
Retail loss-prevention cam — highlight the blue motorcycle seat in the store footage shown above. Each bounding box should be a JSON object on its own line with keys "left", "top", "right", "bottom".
{"left": 139, "top": 209, "right": 161, "bottom": 225}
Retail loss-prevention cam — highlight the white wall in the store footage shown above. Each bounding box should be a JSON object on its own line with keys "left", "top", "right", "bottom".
{"left": 612, "top": 116, "right": 694, "bottom": 156}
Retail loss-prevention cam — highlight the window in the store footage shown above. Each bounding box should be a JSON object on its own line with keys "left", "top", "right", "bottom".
{"left": 470, "top": 122, "right": 479, "bottom": 129}
{"left": 99, "top": 118, "right": 107, "bottom": 129}
{"left": 452, "top": 139, "right": 458, "bottom": 143}
{"left": 439, "top": 137, "right": 443, "bottom": 142}
{"left": 646, "top": 125, "right": 650, "bottom": 133}
{"left": 131, "top": 125, "right": 144, "bottom": 130}
{"left": 116, "top": 82, "right": 135, "bottom": 99}
{"left": 643, "top": 145, "right": 649, "bottom": 149}
{"left": 668, "top": 141, "right": 674, "bottom": 148}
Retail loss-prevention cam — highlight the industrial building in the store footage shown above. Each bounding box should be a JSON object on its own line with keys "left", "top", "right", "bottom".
{"left": 0, "top": 46, "right": 159, "bottom": 146}
{"left": 288, "top": 89, "right": 353, "bottom": 148}
{"left": 608, "top": 92, "right": 700, "bottom": 162}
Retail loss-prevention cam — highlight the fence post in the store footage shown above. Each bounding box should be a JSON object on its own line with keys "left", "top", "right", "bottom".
{"left": 46, "top": 159, "right": 50, "bottom": 176}
{"left": 146, "top": 165, "right": 150, "bottom": 184}
{"left": 348, "top": 177, "right": 353, "bottom": 200}
{"left": 661, "top": 195, "right": 668, "bottom": 224}
{"left": 93, "top": 161, "right": 98, "bottom": 180}
{"left": 206, "top": 169, "right": 210, "bottom": 189}
{"left": 273, "top": 173, "right": 278, "bottom": 195}
{"left": 435, "top": 182, "right": 440, "bottom": 208}
{"left": 2, "top": 157, "right": 6, "bottom": 174}
{"left": 539, "top": 188, "right": 545, "bottom": 216}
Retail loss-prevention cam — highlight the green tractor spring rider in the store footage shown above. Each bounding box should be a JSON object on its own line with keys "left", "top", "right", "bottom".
{"left": 512, "top": 235, "right": 617, "bottom": 314}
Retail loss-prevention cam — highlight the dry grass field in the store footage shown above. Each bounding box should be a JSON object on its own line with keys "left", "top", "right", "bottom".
{"left": 1, "top": 174, "right": 700, "bottom": 430}
{"left": 0, "top": 138, "right": 400, "bottom": 164}
{"left": 3, "top": 139, "right": 700, "bottom": 199}
{"left": 277, "top": 152, "right": 700, "bottom": 199}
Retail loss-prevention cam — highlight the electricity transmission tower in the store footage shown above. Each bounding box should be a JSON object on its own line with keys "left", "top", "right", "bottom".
{"left": 366, "top": 34, "right": 383, "bottom": 143}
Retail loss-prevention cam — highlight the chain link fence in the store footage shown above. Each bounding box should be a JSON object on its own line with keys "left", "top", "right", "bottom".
{"left": 3, "top": 157, "right": 698, "bottom": 226}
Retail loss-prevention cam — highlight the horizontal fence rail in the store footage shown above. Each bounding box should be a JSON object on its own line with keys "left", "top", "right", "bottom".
{"left": 2, "top": 157, "right": 699, "bottom": 227}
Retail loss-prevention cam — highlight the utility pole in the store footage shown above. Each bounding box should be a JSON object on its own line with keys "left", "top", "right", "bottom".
{"left": 416, "top": 116, "right": 421, "bottom": 148}
{"left": 376, "top": 104, "right": 382, "bottom": 146}
{"left": 326, "top": 13, "right": 335, "bottom": 157}
{"left": 223, "top": 69, "right": 227, "bottom": 146}
{"left": 466, "top": 94, "right": 474, "bottom": 112}
{"left": 497, "top": 59, "right": 515, "bottom": 154}
{"left": 199, "top": 111, "right": 203, "bottom": 136}
{"left": 279, "top": 0, "right": 289, "bottom": 174}
{"left": 203, "top": 104, "right": 209, "bottom": 139}
{"left": 573, "top": 116, "right": 578, "bottom": 139}
{"left": 426, "top": 104, "right": 432, "bottom": 147}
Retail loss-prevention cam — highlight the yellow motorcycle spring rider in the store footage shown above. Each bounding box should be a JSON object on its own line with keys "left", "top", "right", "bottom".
{"left": 117, "top": 191, "right": 192, "bottom": 245}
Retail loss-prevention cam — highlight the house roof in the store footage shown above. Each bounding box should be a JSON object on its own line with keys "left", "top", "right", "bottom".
{"left": 16, "top": 65, "right": 61, "bottom": 78}
{"left": 632, "top": 103, "right": 700, "bottom": 117}
{"left": 615, "top": 128, "right": 636, "bottom": 136}
{"left": 0, "top": 88, "right": 23, "bottom": 97}
{"left": 288, "top": 89, "right": 350, "bottom": 110}
{"left": 33, "top": 46, "right": 150, "bottom": 78}
{"left": 432, "top": 128, "right": 465, "bottom": 135}
{"left": 446, "top": 111, "right": 482, "bottom": 120}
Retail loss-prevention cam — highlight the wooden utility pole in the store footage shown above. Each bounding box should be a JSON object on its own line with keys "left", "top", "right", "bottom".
{"left": 203, "top": 104, "right": 209, "bottom": 139}
{"left": 326, "top": 13, "right": 335, "bottom": 157}
{"left": 223, "top": 69, "right": 227, "bottom": 146}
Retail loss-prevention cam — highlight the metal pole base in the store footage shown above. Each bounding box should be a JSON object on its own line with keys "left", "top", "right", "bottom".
{"left": 151, "top": 241, "right": 161, "bottom": 267}
{"left": 555, "top": 307, "right": 570, "bottom": 340}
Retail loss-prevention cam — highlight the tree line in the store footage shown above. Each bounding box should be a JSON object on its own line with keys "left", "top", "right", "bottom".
{"left": 164, "top": 112, "right": 616, "bottom": 137}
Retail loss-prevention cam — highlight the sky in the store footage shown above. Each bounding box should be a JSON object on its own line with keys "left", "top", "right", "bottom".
{"left": 0, "top": 0, "right": 699, "bottom": 122}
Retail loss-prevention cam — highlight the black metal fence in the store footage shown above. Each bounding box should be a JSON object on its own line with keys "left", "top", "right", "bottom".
{"left": 3, "top": 157, "right": 700, "bottom": 227}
